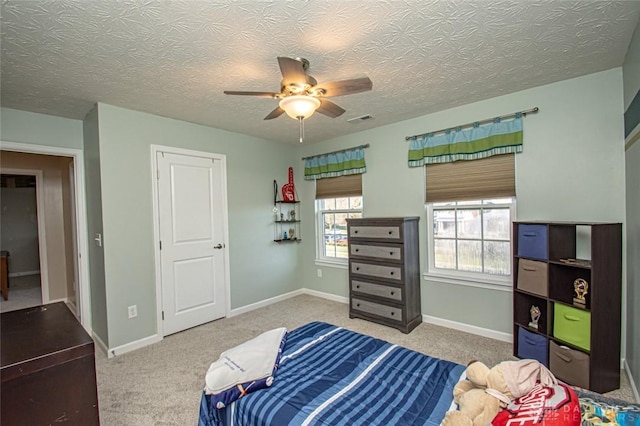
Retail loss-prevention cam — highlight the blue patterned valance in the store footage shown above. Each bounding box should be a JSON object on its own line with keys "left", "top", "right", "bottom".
{"left": 408, "top": 116, "right": 523, "bottom": 167}
{"left": 304, "top": 146, "right": 366, "bottom": 180}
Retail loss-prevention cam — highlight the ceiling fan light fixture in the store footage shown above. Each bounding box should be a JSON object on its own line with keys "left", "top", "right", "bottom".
{"left": 279, "top": 95, "right": 321, "bottom": 119}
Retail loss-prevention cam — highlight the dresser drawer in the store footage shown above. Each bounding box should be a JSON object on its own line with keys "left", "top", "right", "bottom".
{"left": 352, "top": 298, "right": 402, "bottom": 322}
{"left": 349, "top": 225, "right": 401, "bottom": 241}
{"left": 350, "top": 243, "right": 402, "bottom": 262}
{"left": 351, "top": 262, "right": 402, "bottom": 282}
{"left": 553, "top": 304, "right": 591, "bottom": 351}
{"left": 351, "top": 280, "right": 402, "bottom": 302}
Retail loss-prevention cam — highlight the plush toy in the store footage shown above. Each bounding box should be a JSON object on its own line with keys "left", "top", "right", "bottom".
{"left": 442, "top": 359, "right": 557, "bottom": 426}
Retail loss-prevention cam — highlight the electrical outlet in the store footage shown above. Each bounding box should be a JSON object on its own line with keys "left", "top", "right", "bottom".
{"left": 128, "top": 305, "right": 137, "bottom": 319}
{"left": 317, "top": 269, "right": 322, "bottom": 278}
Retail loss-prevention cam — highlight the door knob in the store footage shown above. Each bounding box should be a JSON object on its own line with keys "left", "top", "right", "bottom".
{"left": 214, "top": 243, "right": 224, "bottom": 249}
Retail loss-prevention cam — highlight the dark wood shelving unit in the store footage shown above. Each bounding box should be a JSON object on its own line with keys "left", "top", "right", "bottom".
{"left": 512, "top": 221, "right": 622, "bottom": 393}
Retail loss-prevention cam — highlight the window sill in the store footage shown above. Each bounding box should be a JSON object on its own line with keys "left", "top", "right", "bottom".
{"left": 315, "top": 259, "right": 348, "bottom": 270}
{"left": 422, "top": 271, "right": 512, "bottom": 292}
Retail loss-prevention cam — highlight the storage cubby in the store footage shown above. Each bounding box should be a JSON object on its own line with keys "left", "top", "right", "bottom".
{"left": 512, "top": 221, "right": 622, "bottom": 393}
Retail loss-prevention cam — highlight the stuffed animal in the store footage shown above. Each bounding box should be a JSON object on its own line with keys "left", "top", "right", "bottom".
{"left": 442, "top": 359, "right": 557, "bottom": 426}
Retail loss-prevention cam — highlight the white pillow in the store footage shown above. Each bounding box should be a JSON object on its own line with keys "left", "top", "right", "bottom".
{"left": 204, "top": 327, "right": 287, "bottom": 396}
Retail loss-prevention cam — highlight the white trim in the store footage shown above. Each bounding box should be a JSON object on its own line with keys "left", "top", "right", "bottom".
{"left": 624, "top": 359, "right": 640, "bottom": 403}
{"left": 423, "top": 273, "right": 512, "bottom": 292}
{"left": 1, "top": 141, "right": 92, "bottom": 334}
{"left": 423, "top": 314, "right": 512, "bottom": 343}
{"left": 92, "top": 332, "right": 109, "bottom": 355}
{"left": 303, "top": 288, "right": 349, "bottom": 304}
{"left": 150, "top": 144, "right": 232, "bottom": 339}
{"left": 229, "top": 289, "right": 305, "bottom": 317}
{"left": 8, "top": 270, "right": 40, "bottom": 277}
{"left": 2, "top": 168, "right": 49, "bottom": 303}
{"left": 314, "top": 259, "right": 348, "bottom": 270}
{"left": 107, "top": 334, "right": 162, "bottom": 358}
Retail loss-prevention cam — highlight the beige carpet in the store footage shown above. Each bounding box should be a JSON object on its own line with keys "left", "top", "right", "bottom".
{"left": 95, "top": 294, "right": 636, "bottom": 425}
{"left": 0, "top": 274, "right": 42, "bottom": 313}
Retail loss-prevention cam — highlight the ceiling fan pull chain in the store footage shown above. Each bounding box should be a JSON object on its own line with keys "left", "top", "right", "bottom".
{"left": 298, "top": 116, "right": 304, "bottom": 143}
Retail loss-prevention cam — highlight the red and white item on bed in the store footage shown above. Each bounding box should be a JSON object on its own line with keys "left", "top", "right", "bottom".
{"left": 492, "top": 382, "right": 580, "bottom": 426}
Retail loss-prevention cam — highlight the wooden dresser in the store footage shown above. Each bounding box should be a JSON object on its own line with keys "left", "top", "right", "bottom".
{"left": 346, "top": 217, "right": 421, "bottom": 333}
{"left": 1, "top": 302, "right": 100, "bottom": 425}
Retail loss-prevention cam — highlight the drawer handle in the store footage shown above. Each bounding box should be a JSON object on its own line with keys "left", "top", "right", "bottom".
{"left": 354, "top": 230, "right": 359, "bottom": 234}
{"left": 563, "top": 314, "right": 580, "bottom": 321}
{"left": 356, "top": 267, "right": 360, "bottom": 271}
{"left": 356, "top": 285, "right": 360, "bottom": 289}
{"left": 356, "top": 303, "right": 360, "bottom": 307}
{"left": 555, "top": 352, "right": 572, "bottom": 363}
{"left": 390, "top": 311, "right": 395, "bottom": 316}
{"left": 523, "top": 232, "right": 537, "bottom": 237}
{"left": 389, "top": 271, "right": 394, "bottom": 276}
{"left": 522, "top": 267, "right": 537, "bottom": 271}
{"left": 355, "top": 248, "right": 359, "bottom": 252}
{"left": 390, "top": 291, "right": 395, "bottom": 296}
{"left": 389, "top": 252, "right": 394, "bottom": 256}
{"left": 388, "top": 231, "right": 392, "bottom": 235}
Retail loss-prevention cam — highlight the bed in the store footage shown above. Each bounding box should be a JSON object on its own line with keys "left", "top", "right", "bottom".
{"left": 198, "top": 321, "right": 465, "bottom": 426}
{"left": 198, "top": 321, "right": 640, "bottom": 426}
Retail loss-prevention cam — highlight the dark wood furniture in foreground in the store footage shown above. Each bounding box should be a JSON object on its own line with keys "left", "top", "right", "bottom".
{"left": 1, "top": 302, "right": 100, "bottom": 425}
{"left": 347, "top": 217, "right": 421, "bottom": 333}
{"left": 1, "top": 250, "right": 9, "bottom": 300}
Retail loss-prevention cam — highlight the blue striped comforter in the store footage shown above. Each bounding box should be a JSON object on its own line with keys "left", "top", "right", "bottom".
{"left": 199, "top": 322, "right": 465, "bottom": 426}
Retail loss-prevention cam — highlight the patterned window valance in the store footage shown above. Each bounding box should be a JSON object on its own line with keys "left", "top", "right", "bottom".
{"left": 408, "top": 116, "right": 523, "bottom": 167}
{"left": 304, "top": 145, "right": 367, "bottom": 180}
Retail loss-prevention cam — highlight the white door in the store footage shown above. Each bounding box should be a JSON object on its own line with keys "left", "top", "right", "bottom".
{"left": 157, "top": 151, "right": 227, "bottom": 336}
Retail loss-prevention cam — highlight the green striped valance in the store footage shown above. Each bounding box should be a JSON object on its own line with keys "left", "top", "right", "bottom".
{"left": 304, "top": 146, "right": 366, "bottom": 180}
{"left": 408, "top": 116, "right": 523, "bottom": 167}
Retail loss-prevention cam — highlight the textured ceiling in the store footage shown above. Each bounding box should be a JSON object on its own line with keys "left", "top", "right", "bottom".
{"left": 2, "top": 1, "right": 640, "bottom": 144}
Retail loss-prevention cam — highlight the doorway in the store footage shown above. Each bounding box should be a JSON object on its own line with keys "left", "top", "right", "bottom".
{"left": 0, "top": 142, "right": 91, "bottom": 331}
{"left": 151, "top": 145, "right": 230, "bottom": 337}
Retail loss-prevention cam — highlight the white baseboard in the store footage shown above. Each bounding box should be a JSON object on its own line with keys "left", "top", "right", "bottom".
{"left": 8, "top": 270, "right": 40, "bottom": 278}
{"left": 108, "top": 334, "right": 162, "bottom": 358}
{"left": 423, "top": 314, "right": 512, "bottom": 343}
{"left": 92, "top": 332, "right": 109, "bottom": 356}
{"left": 48, "top": 297, "right": 68, "bottom": 304}
{"left": 302, "top": 288, "right": 349, "bottom": 304}
{"left": 624, "top": 359, "right": 640, "bottom": 403}
{"left": 228, "top": 289, "right": 305, "bottom": 317}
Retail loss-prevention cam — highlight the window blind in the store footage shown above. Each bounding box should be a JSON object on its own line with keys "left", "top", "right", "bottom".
{"left": 426, "top": 153, "right": 515, "bottom": 203}
{"left": 315, "top": 174, "right": 362, "bottom": 199}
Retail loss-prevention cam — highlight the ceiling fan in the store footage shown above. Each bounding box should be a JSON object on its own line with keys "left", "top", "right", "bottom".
{"left": 223, "top": 56, "right": 373, "bottom": 142}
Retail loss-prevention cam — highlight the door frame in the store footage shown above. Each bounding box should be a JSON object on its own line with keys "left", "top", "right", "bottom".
{"left": 0, "top": 168, "right": 48, "bottom": 303}
{"left": 150, "top": 144, "right": 231, "bottom": 337}
{"left": 0, "top": 141, "right": 92, "bottom": 333}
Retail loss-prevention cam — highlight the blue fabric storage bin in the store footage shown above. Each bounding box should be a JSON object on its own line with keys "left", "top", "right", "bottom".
{"left": 517, "top": 327, "right": 548, "bottom": 366}
{"left": 517, "top": 224, "right": 548, "bottom": 260}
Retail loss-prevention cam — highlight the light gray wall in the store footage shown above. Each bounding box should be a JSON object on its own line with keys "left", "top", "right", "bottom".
{"left": 299, "top": 68, "right": 626, "bottom": 336}
{"left": 1, "top": 108, "right": 84, "bottom": 149}
{"left": 83, "top": 106, "right": 109, "bottom": 346}
{"left": 0, "top": 186, "right": 39, "bottom": 273}
{"left": 94, "top": 103, "right": 299, "bottom": 348}
{"left": 623, "top": 20, "right": 640, "bottom": 399}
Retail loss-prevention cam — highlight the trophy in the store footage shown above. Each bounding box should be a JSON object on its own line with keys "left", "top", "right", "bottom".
{"left": 529, "top": 305, "right": 541, "bottom": 330}
{"left": 573, "top": 278, "right": 588, "bottom": 307}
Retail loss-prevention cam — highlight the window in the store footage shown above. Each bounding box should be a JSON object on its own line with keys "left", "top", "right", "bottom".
{"left": 427, "top": 198, "right": 514, "bottom": 285}
{"left": 316, "top": 196, "right": 362, "bottom": 262}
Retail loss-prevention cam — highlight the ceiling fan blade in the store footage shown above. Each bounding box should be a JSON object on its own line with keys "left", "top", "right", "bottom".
{"left": 264, "top": 107, "right": 285, "bottom": 120}
{"left": 315, "top": 77, "right": 373, "bottom": 97}
{"left": 223, "top": 91, "right": 280, "bottom": 98}
{"left": 317, "top": 99, "right": 346, "bottom": 118}
{"left": 277, "top": 57, "right": 308, "bottom": 86}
